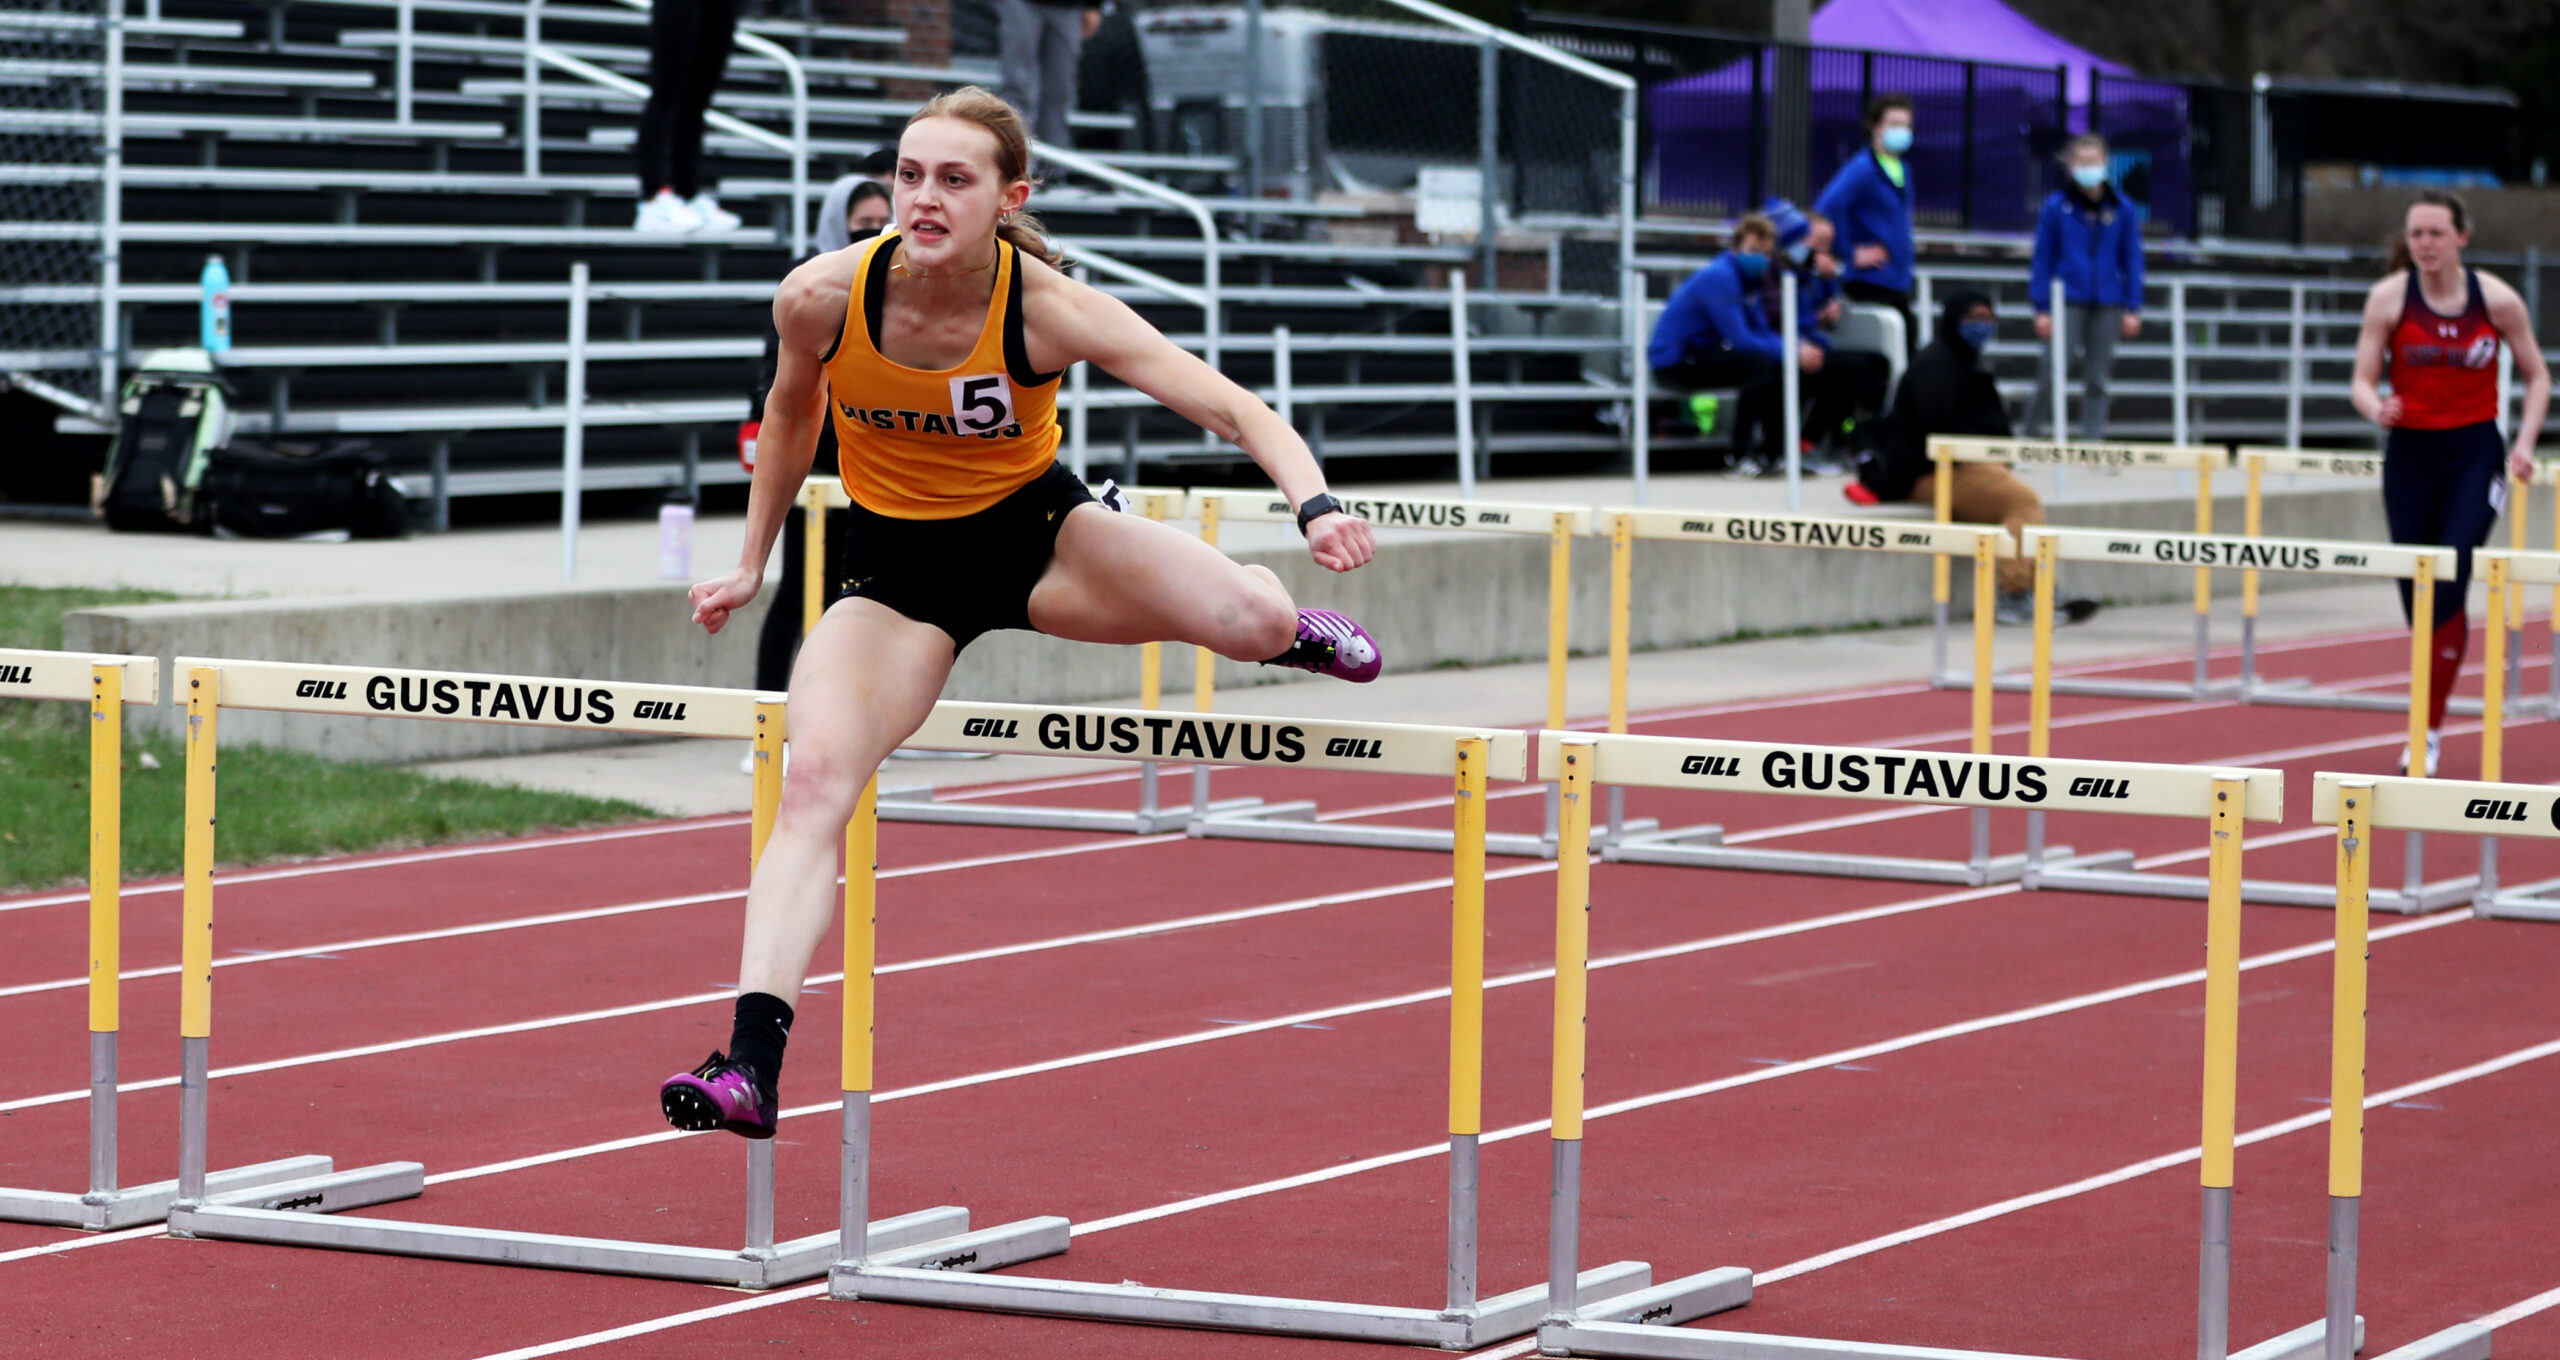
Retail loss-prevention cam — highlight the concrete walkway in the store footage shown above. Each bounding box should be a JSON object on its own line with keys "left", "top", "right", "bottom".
{"left": 411, "top": 581, "right": 2419, "bottom": 817}
{"left": 5, "top": 463, "right": 2227, "bottom": 599}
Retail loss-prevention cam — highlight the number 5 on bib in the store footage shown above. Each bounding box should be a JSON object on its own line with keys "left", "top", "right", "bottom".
{"left": 950, "top": 374, "right": 1016, "bottom": 435}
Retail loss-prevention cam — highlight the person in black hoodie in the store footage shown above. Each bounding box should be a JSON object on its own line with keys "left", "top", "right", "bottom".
{"left": 1848, "top": 288, "right": 2098, "bottom": 624}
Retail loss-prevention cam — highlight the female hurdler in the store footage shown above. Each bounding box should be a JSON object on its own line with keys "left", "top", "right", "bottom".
{"left": 662, "top": 89, "right": 1385, "bottom": 1135}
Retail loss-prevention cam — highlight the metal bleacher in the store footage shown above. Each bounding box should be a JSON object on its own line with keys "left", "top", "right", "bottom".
{"left": 14, "top": 0, "right": 1644, "bottom": 526}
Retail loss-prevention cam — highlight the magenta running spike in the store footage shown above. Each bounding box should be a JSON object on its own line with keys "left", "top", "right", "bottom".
{"left": 1262, "top": 608, "right": 1383, "bottom": 683}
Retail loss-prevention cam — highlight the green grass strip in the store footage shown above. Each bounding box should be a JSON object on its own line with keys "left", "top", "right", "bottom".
{"left": 0, "top": 585, "right": 657, "bottom": 892}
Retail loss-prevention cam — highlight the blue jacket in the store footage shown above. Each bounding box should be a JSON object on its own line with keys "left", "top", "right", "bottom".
{"left": 1648, "top": 254, "right": 1782, "bottom": 370}
{"left": 2029, "top": 186, "right": 2146, "bottom": 312}
{"left": 1813, "top": 151, "right": 1914, "bottom": 295}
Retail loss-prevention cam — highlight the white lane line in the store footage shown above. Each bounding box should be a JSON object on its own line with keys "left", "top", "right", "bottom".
{"left": 0, "top": 832, "right": 1191, "bottom": 1002}
{"left": 457, "top": 912, "right": 2479, "bottom": 1360}
{"left": 0, "top": 1224, "right": 167, "bottom": 1264}
{"left": 0, "top": 816, "right": 754, "bottom": 914}
{"left": 0, "top": 862, "right": 1566, "bottom": 1113}
{"left": 2479, "top": 1281, "right": 2560, "bottom": 1328}
{"left": 428, "top": 881, "right": 2021, "bottom": 1185}
{"left": 468, "top": 1285, "right": 830, "bottom": 1360}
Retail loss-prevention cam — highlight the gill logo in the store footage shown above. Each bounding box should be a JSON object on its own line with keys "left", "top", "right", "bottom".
{"left": 2466, "top": 798, "right": 2532, "bottom": 823}
{"left": 632, "top": 700, "right": 689, "bottom": 721}
{"left": 1678, "top": 754, "right": 1742, "bottom": 776}
{"left": 960, "top": 717, "right": 1020, "bottom": 739}
{"left": 294, "top": 678, "right": 349, "bottom": 699}
{"left": 2068, "top": 777, "right": 2132, "bottom": 799}
{"left": 0, "top": 664, "right": 35, "bottom": 685}
{"left": 1323, "top": 737, "right": 1385, "bottom": 759}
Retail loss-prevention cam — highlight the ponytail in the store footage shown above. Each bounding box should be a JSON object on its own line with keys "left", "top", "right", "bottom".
{"left": 906, "top": 86, "right": 1066, "bottom": 269}
{"left": 2384, "top": 188, "right": 2469, "bottom": 275}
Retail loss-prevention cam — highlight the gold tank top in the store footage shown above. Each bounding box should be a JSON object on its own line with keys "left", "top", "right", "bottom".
{"left": 821, "top": 231, "right": 1064, "bottom": 518}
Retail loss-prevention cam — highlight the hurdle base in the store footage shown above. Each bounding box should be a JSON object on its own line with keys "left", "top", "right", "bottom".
{"left": 2474, "top": 873, "right": 2560, "bottom": 922}
{"left": 1608, "top": 824, "right": 2054, "bottom": 887}
{"left": 2029, "top": 851, "right": 2477, "bottom": 913}
{"left": 838, "top": 1248, "right": 1714, "bottom": 1349}
{"left": 2372, "top": 1322, "right": 2491, "bottom": 1360}
{"left": 1536, "top": 1314, "right": 2348, "bottom": 1360}
{"left": 2228, "top": 1316, "right": 2364, "bottom": 1360}
{"left": 2241, "top": 676, "right": 2508, "bottom": 719}
{"left": 876, "top": 785, "right": 1272, "bottom": 835}
{"left": 0, "top": 1154, "right": 340, "bottom": 1232}
{"left": 174, "top": 1195, "right": 1049, "bottom": 1289}
{"left": 1189, "top": 803, "right": 1656, "bottom": 860}
{"left": 1949, "top": 670, "right": 2245, "bottom": 703}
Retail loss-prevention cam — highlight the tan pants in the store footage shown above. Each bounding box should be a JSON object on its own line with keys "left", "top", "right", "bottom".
{"left": 1906, "top": 463, "right": 2043, "bottom": 594}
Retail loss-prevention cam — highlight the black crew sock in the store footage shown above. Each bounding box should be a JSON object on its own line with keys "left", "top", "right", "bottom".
{"left": 726, "top": 992, "right": 794, "bottom": 1099}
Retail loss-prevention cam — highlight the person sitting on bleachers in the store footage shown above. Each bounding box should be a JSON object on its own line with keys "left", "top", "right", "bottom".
{"left": 1846, "top": 289, "right": 2099, "bottom": 625}
{"left": 1649, "top": 213, "right": 1791, "bottom": 476}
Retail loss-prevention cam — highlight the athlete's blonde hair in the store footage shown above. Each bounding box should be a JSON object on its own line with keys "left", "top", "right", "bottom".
{"left": 905, "top": 87, "right": 1065, "bottom": 268}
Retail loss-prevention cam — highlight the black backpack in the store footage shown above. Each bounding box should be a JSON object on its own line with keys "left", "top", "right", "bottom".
{"left": 200, "top": 438, "right": 409, "bottom": 540}
{"left": 98, "top": 349, "right": 232, "bottom": 532}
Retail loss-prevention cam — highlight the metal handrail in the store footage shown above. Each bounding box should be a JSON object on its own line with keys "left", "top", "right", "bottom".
{"left": 1033, "top": 139, "right": 1221, "bottom": 374}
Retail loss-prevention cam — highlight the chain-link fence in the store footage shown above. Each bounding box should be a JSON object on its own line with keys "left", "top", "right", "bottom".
{"left": 0, "top": 0, "right": 103, "bottom": 405}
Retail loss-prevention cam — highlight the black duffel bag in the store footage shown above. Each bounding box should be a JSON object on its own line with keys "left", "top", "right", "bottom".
{"left": 200, "top": 438, "right": 409, "bottom": 540}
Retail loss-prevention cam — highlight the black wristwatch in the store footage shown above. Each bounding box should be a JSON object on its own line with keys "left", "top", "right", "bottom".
{"left": 1294, "top": 493, "right": 1344, "bottom": 536}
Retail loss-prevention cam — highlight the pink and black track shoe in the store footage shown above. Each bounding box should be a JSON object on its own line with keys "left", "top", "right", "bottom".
{"left": 1264, "top": 608, "right": 1383, "bottom": 683}
{"left": 659, "top": 1052, "right": 776, "bottom": 1139}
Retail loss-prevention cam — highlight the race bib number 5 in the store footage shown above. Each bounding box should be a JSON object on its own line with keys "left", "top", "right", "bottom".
{"left": 950, "top": 374, "right": 1016, "bottom": 435}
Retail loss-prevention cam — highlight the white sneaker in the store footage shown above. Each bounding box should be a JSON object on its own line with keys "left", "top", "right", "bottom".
{"left": 686, "top": 193, "right": 742, "bottom": 233}
{"left": 635, "top": 189, "right": 701, "bottom": 233}
{"left": 2397, "top": 731, "right": 2442, "bottom": 778}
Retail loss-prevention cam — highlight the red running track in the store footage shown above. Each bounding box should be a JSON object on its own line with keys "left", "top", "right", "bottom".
{"left": 5, "top": 622, "right": 2560, "bottom": 1360}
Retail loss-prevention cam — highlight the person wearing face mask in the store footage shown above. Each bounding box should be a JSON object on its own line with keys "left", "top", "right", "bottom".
{"left": 1647, "top": 214, "right": 1788, "bottom": 475}
{"left": 1765, "top": 200, "right": 1889, "bottom": 468}
{"left": 1815, "top": 94, "right": 1918, "bottom": 350}
{"left": 1847, "top": 290, "right": 2098, "bottom": 625}
{"left": 2024, "top": 135, "right": 2146, "bottom": 441}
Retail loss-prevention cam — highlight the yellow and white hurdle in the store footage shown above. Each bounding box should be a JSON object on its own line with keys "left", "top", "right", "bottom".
{"left": 155, "top": 657, "right": 1055, "bottom": 1289}
{"left": 0, "top": 650, "right": 341, "bottom": 1231}
{"left": 1927, "top": 435, "right": 2233, "bottom": 700}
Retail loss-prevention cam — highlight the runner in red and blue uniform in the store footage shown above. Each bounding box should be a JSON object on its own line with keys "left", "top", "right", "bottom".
{"left": 2351, "top": 190, "right": 2551, "bottom": 775}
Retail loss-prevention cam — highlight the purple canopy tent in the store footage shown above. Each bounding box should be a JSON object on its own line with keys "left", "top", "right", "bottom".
{"left": 1808, "top": 0, "right": 2125, "bottom": 108}
{"left": 1641, "top": 0, "right": 2191, "bottom": 233}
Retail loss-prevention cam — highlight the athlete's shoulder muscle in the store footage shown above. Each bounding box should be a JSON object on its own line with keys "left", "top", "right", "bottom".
{"left": 776, "top": 249, "right": 862, "bottom": 358}
{"left": 2364, "top": 271, "right": 2407, "bottom": 322}
{"left": 2479, "top": 269, "right": 2530, "bottom": 321}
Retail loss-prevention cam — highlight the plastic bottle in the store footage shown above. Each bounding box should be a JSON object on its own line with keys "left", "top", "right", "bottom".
{"left": 658, "top": 491, "right": 695, "bottom": 580}
{"left": 199, "top": 255, "right": 231, "bottom": 353}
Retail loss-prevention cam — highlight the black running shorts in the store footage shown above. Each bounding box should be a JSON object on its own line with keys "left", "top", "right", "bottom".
{"left": 836, "top": 461, "right": 1097, "bottom": 650}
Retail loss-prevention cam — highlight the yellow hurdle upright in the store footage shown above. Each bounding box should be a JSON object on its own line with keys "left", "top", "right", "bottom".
{"left": 1535, "top": 731, "right": 2285, "bottom": 1357}
{"left": 0, "top": 650, "right": 247, "bottom": 1233}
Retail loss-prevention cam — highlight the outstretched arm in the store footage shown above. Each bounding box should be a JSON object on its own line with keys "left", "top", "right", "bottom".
{"left": 1031, "top": 268, "right": 1375, "bottom": 572}
{"left": 692, "top": 261, "right": 842, "bottom": 634}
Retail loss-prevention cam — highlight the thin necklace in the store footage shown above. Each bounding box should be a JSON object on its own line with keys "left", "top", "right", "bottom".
{"left": 889, "top": 242, "right": 997, "bottom": 280}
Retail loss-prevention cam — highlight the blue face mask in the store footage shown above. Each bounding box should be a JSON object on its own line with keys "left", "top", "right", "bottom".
{"left": 1783, "top": 240, "right": 1812, "bottom": 267}
{"left": 1729, "top": 250, "right": 1768, "bottom": 283}
{"left": 1959, "top": 319, "right": 1998, "bottom": 351}
{"left": 2071, "top": 162, "right": 2108, "bottom": 189}
{"left": 1879, "top": 125, "right": 1914, "bottom": 155}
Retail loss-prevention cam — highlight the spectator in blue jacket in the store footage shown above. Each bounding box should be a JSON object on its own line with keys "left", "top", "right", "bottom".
{"left": 1815, "top": 93, "right": 1917, "bottom": 347}
{"left": 1648, "top": 213, "right": 1785, "bottom": 473}
{"left": 2025, "top": 134, "right": 2147, "bottom": 440}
